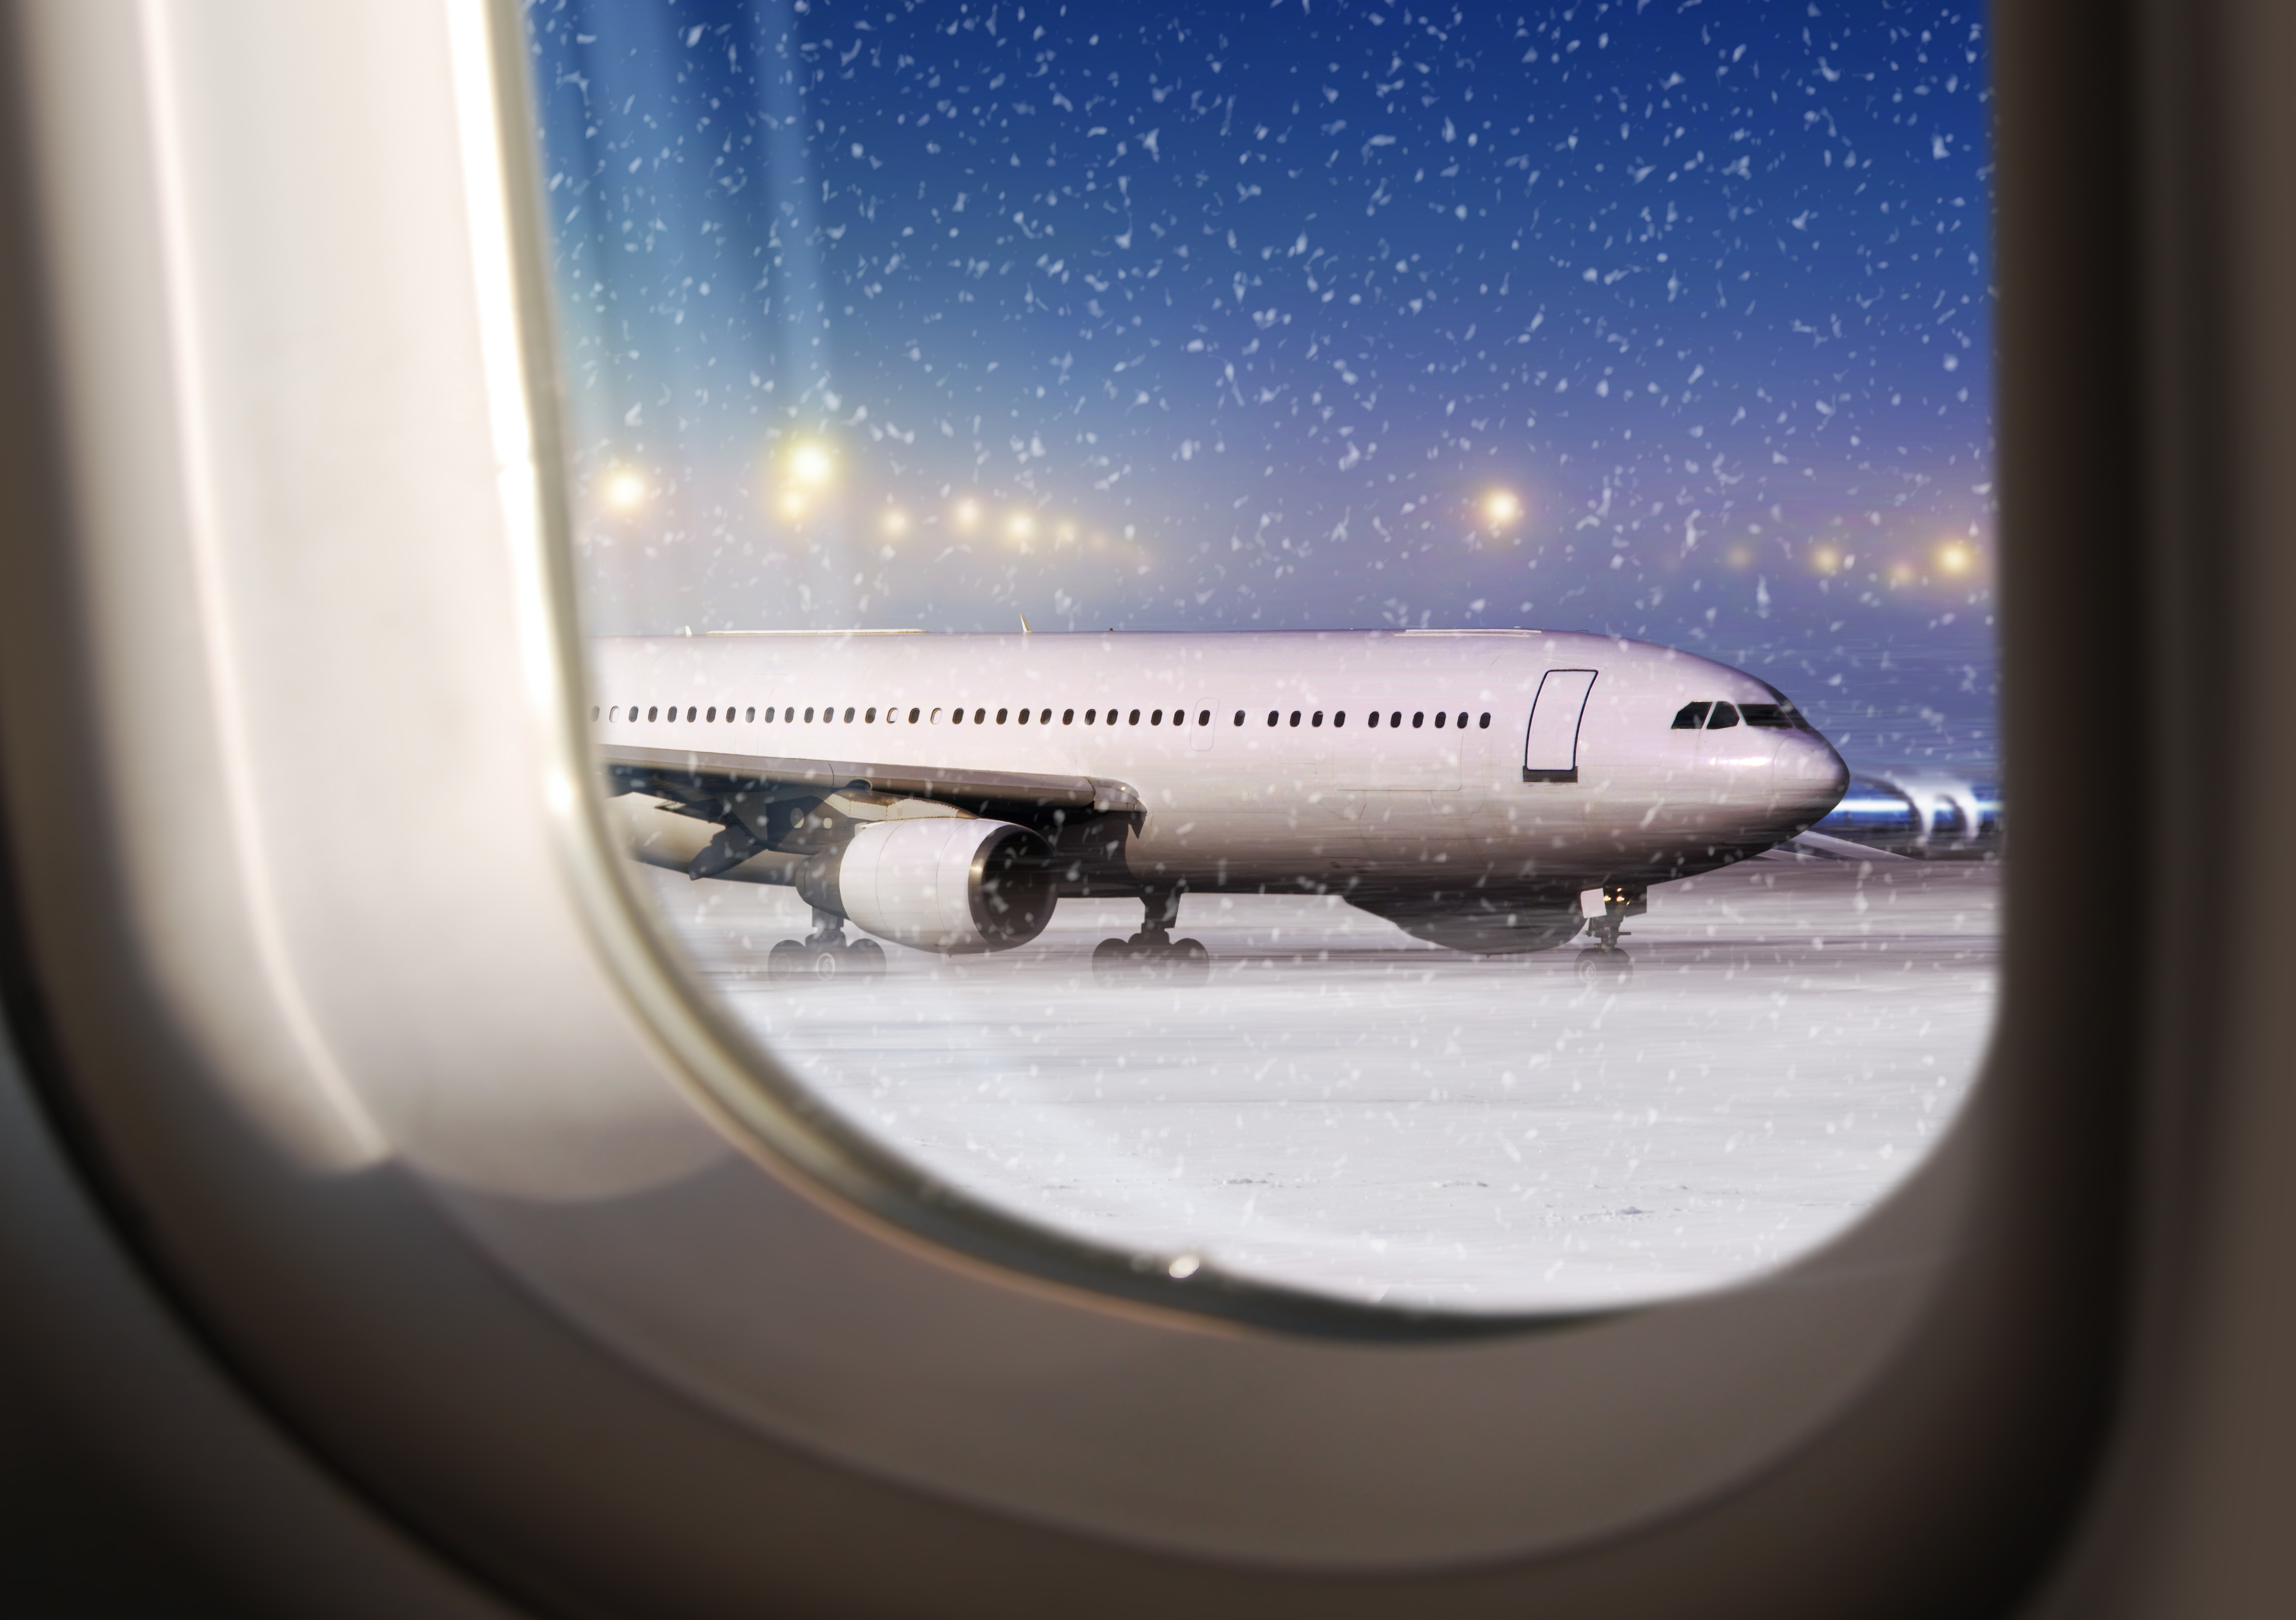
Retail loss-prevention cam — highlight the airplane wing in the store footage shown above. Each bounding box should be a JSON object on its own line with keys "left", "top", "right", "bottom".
{"left": 600, "top": 743, "right": 1145, "bottom": 817}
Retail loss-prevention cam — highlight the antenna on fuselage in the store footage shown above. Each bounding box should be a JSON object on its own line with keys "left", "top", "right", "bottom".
{"left": 1019, "top": 611, "right": 1033, "bottom": 633}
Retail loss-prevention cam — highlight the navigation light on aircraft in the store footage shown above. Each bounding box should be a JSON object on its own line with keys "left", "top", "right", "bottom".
{"left": 1937, "top": 539, "right": 1976, "bottom": 576}
{"left": 1481, "top": 488, "right": 1524, "bottom": 530}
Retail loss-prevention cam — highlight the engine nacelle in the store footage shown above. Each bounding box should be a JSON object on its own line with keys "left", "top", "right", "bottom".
{"left": 797, "top": 817, "right": 1057, "bottom": 953}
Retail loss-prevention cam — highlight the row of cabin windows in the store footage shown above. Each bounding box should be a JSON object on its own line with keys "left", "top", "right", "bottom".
{"left": 590, "top": 704, "right": 1497, "bottom": 731}
{"left": 1669, "top": 700, "right": 1803, "bottom": 732}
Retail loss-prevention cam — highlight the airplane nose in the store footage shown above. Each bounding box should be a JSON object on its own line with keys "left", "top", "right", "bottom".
{"left": 1778, "top": 732, "right": 1851, "bottom": 816}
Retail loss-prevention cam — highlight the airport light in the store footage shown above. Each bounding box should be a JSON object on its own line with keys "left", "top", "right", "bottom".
{"left": 882, "top": 507, "right": 910, "bottom": 537}
{"left": 786, "top": 439, "right": 836, "bottom": 490}
{"left": 1006, "top": 511, "right": 1036, "bottom": 543}
{"left": 602, "top": 468, "right": 648, "bottom": 512}
{"left": 952, "top": 497, "right": 982, "bottom": 532}
{"left": 1481, "top": 488, "right": 1524, "bottom": 531}
{"left": 1936, "top": 539, "right": 1975, "bottom": 576}
{"left": 1810, "top": 543, "right": 1843, "bottom": 576}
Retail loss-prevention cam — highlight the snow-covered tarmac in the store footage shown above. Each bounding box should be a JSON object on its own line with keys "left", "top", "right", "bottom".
{"left": 643, "top": 855, "right": 1998, "bottom": 1312}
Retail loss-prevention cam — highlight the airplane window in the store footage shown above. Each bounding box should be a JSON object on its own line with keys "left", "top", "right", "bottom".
{"left": 866, "top": 708, "right": 877, "bottom": 723}
{"left": 1042, "top": 709, "right": 1053, "bottom": 724}
{"left": 533, "top": 2, "right": 1999, "bottom": 1318}
{"left": 910, "top": 708, "right": 921, "bottom": 723}
{"left": 1017, "top": 709, "right": 1029, "bottom": 725}
{"left": 842, "top": 707, "right": 854, "bottom": 723}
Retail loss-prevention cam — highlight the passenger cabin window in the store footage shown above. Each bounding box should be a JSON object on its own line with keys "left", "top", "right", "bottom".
{"left": 531, "top": 3, "right": 2000, "bottom": 1318}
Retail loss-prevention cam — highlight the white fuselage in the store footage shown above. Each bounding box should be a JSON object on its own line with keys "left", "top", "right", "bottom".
{"left": 591, "top": 629, "right": 1848, "bottom": 904}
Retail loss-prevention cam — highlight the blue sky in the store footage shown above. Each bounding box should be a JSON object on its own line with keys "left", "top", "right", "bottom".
{"left": 525, "top": 0, "right": 1996, "bottom": 763}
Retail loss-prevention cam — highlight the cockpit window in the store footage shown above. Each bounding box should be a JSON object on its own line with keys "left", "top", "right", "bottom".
{"left": 523, "top": 3, "right": 2000, "bottom": 1320}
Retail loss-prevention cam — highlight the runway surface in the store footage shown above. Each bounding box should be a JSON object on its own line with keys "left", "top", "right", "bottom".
{"left": 642, "top": 855, "right": 1998, "bottom": 1312}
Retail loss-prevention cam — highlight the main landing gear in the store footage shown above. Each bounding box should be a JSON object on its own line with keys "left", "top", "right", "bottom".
{"left": 766, "top": 908, "right": 887, "bottom": 983}
{"left": 1093, "top": 885, "right": 1211, "bottom": 985}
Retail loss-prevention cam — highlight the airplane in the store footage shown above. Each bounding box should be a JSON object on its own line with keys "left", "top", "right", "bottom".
{"left": 1806, "top": 766, "right": 2005, "bottom": 859}
{"left": 8, "top": 1, "right": 2292, "bottom": 1616}
{"left": 591, "top": 628, "right": 1853, "bottom": 980}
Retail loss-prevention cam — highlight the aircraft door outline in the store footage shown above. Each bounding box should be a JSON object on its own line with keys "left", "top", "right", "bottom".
{"left": 1523, "top": 668, "right": 1598, "bottom": 782}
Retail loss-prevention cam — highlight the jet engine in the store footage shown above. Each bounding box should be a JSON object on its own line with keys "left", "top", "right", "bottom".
{"left": 796, "top": 816, "right": 1057, "bottom": 953}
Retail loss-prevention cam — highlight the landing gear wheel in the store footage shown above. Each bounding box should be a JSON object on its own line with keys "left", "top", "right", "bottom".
{"left": 1092, "top": 937, "right": 1135, "bottom": 982}
{"left": 1168, "top": 937, "right": 1211, "bottom": 985}
{"left": 766, "top": 939, "right": 810, "bottom": 982}
{"left": 844, "top": 938, "right": 887, "bottom": 978}
{"left": 1574, "top": 949, "right": 1635, "bottom": 987}
{"left": 808, "top": 947, "right": 849, "bottom": 981}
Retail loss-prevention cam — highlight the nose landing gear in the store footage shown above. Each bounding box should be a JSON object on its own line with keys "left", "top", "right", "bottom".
{"left": 766, "top": 908, "right": 888, "bottom": 982}
{"left": 1575, "top": 883, "right": 1646, "bottom": 985}
{"left": 1094, "top": 884, "right": 1212, "bottom": 984}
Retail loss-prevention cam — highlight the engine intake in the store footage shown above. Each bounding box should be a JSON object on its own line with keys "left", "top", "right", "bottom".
{"left": 797, "top": 817, "right": 1057, "bottom": 953}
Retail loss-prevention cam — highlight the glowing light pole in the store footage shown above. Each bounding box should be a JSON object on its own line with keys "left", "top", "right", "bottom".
{"left": 602, "top": 468, "right": 648, "bottom": 512}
